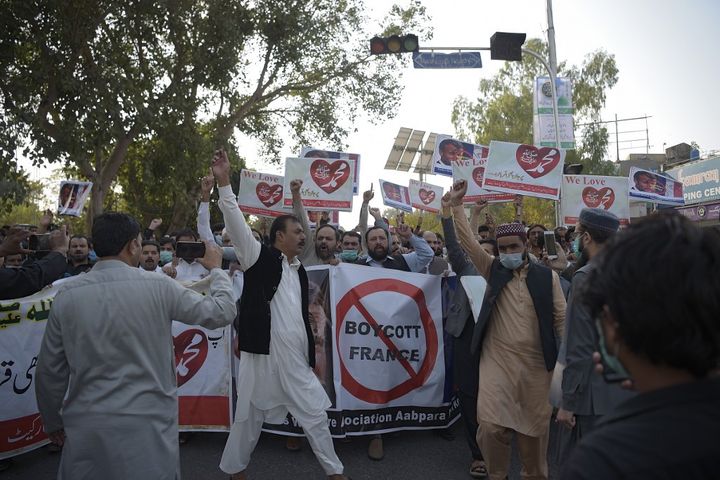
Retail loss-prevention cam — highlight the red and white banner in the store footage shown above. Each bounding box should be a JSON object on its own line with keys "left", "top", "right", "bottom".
{"left": 300, "top": 147, "right": 361, "bottom": 195}
{"left": 238, "top": 170, "right": 289, "bottom": 217}
{"left": 409, "top": 179, "right": 443, "bottom": 213}
{"left": 283, "top": 157, "right": 354, "bottom": 211}
{"left": 483, "top": 140, "right": 565, "bottom": 200}
{"left": 561, "top": 175, "right": 630, "bottom": 226}
{"left": 451, "top": 145, "right": 515, "bottom": 203}
{"left": 379, "top": 179, "right": 412, "bottom": 212}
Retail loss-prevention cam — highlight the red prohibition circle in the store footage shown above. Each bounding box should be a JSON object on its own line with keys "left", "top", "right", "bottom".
{"left": 335, "top": 279, "right": 439, "bottom": 404}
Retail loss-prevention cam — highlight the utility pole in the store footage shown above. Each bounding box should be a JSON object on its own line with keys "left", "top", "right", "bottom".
{"left": 546, "top": 0, "right": 558, "bottom": 75}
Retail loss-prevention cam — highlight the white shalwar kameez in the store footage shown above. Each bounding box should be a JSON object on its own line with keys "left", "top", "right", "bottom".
{"left": 217, "top": 184, "right": 342, "bottom": 476}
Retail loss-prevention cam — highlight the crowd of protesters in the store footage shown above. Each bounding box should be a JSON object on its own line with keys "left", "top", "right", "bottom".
{"left": 1, "top": 153, "right": 719, "bottom": 480}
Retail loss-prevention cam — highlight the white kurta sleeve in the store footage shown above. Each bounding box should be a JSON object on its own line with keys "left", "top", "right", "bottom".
{"left": 35, "top": 298, "right": 71, "bottom": 433}
{"left": 167, "top": 268, "right": 237, "bottom": 329}
{"left": 217, "top": 184, "right": 261, "bottom": 270}
{"left": 197, "top": 202, "right": 214, "bottom": 241}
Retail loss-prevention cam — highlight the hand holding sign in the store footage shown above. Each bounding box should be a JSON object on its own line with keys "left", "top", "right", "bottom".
{"left": 211, "top": 149, "right": 231, "bottom": 187}
{"left": 449, "top": 180, "right": 468, "bottom": 206}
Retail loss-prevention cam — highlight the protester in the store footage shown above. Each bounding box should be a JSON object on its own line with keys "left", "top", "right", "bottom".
{"left": 422, "top": 230, "right": 449, "bottom": 275}
{"left": 561, "top": 212, "right": 720, "bottom": 479}
{"left": 164, "top": 229, "right": 208, "bottom": 281}
{"left": 339, "top": 231, "right": 362, "bottom": 262}
{"left": 143, "top": 217, "right": 163, "bottom": 240}
{"left": 139, "top": 240, "right": 162, "bottom": 272}
{"left": 0, "top": 227, "right": 69, "bottom": 300}
{"left": 289, "top": 179, "right": 340, "bottom": 267}
{"left": 158, "top": 236, "right": 175, "bottom": 265}
{"left": 478, "top": 239, "right": 498, "bottom": 257}
{"left": 65, "top": 235, "right": 93, "bottom": 276}
{"left": 35, "top": 212, "right": 236, "bottom": 480}
{"left": 3, "top": 253, "right": 25, "bottom": 267}
{"left": 440, "top": 192, "right": 487, "bottom": 478}
{"left": 211, "top": 150, "right": 348, "bottom": 480}
{"left": 554, "top": 208, "right": 633, "bottom": 464}
{"left": 526, "top": 223, "right": 547, "bottom": 259}
{"left": 449, "top": 180, "right": 565, "bottom": 480}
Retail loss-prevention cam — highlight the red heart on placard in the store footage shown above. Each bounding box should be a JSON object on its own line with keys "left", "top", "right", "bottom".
{"left": 255, "top": 182, "right": 283, "bottom": 207}
{"left": 472, "top": 167, "right": 485, "bottom": 187}
{"left": 419, "top": 189, "right": 436, "bottom": 205}
{"left": 310, "top": 160, "right": 350, "bottom": 194}
{"left": 173, "top": 329, "right": 208, "bottom": 387}
{"left": 515, "top": 145, "right": 561, "bottom": 178}
{"left": 582, "top": 187, "right": 615, "bottom": 210}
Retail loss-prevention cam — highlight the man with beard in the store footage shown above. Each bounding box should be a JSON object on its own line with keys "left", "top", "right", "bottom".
{"left": 139, "top": 240, "right": 162, "bottom": 272}
{"left": 355, "top": 221, "right": 433, "bottom": 461}
{"left": 212, "top": 150, "right": 348, "bottom": 480}
{"left": 65, "top": 235, "right": 93, "bottom": 276}
{"left": 422, "top": 230, "right": 449, "bottom": 275}
{"left": 290, "top": 179, "right": 340, "bottom": 267}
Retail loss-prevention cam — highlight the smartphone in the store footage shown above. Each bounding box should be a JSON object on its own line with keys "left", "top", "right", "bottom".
{"left": 175, "top": 241, "right": 206, "bottom": 259}
{"left": 543, "top": 231, "right": 558, "bottom": 259}
{"left": 29, "top": 234, "right": 51, "bottom": 252}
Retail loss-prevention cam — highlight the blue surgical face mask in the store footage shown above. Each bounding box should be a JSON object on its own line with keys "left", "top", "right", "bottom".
{"left": 595, "top": 318, "right": 631, "bottom": 381}
{"left": 339, "top": 250, "right": 358, "bottom": 262}
{"left": 499, "top": 252, "right": 524, "bottom": 270}
{"left": 159, "top": 250, "right": 173, "bottom": 265}
{"left": 88, "top": 249, "right": 98, "bottom": 263}
{"left": 572, "top": 233, "right": 585, "bottom": 255}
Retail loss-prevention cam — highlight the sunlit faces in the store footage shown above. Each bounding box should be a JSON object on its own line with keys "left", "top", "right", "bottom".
{"left": 314, "top": 225, "right": 338, "bottom": 261}
{"left": 69, "top": 237, "right": 90, "bottom": 264}
{"left": 140, "top": 243, "right": 160, "bottom": 271}
{"left": 367, "top": 227, "right": 389, "bottom": 261}
{"left": 390, "top": 234, "right": 401, "bottom": 254}
{"left": 341, "top": 232, "right": 361, "bottom": 253}
{"left": 277, "top": 220, "right": 306, "bottom": 258}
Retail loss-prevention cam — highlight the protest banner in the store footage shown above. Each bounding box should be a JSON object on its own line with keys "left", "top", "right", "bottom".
{"left": 263, "top": 265, "right": 459, "bottom": 437}
{"left": 0, "top": 279, "right": 232, "bottom": 460}
{"left": 451, "top": 145, "right": 516, "bottom": 203}
{"left": 561, "top": 175, "right": 630, "bottom": 226}
{"left": 628, "top": 167, "right": 685, "bottom": 205}
{"left": 237, "top": 170, "right": 289, "bottom": 217}
{"left": 432, "top": 134, "right": 481, "bottom": 177}
{"left": 300, "top": 147, "right": 361, "bottom": 194}
{"left": 57, "top": 181, "right": 92, "bottom": 217}
{"left": 379, "top": 179, "right": 412, "bottom": 212}
{"left": 283, "top": 157, "right": 354, "bottom": 211}
{"left": 409, "top": 179, "right": 443, "bottom": 213}
{"left": 483, "top": 140, "right": 565, "bottom": 200}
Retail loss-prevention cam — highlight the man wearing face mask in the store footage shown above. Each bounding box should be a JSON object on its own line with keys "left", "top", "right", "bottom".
{"left": 449, "top": 180, "right": 566, "bottom": 480}
{"left": 339, "top": 231, "right": 362, "bottom": 263}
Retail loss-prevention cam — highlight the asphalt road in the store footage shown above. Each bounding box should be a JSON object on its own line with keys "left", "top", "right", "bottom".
{"left": 2, "top": 420, "right": 565, "bottom": 480}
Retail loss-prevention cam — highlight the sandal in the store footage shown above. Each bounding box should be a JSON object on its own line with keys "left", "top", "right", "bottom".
{"left": 469, "top": 460, "right": 488, "bottom": 478}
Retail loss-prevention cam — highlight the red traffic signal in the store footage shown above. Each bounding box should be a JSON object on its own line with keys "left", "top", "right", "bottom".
{"left": 370, "top": 34, "right": 419, "bottom": 55}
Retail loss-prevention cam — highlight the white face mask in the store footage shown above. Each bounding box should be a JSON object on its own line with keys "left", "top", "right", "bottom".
{"left": 499, "top": 252, "right": 524, "bottom": 270}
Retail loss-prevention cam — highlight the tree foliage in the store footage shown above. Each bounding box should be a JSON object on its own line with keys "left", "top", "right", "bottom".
{"left": 451, "top": 38, "right": 619, "bottom": 226}
{"left": 1, "top": 0, "right": 431, "bottom": 229}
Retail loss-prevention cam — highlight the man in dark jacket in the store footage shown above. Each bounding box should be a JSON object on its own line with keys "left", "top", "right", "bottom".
{"left": 211, "top": 149, "right": 347, "bottom": 480}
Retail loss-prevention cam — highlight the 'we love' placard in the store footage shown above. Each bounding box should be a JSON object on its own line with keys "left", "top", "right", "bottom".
{"left": 561, "top": 175, "right": 630, "bottom": 226}
{"left": 237, "top": 170, "right": 289, "bottom": 217}
{"left": 283, "top": 157, "right": 354, "bottom": 211}
{"left": 483, "top": 140, "right": 565, "bottom": 200}
{"left": 409, "top": 179, "right": 443, "bottom": 213}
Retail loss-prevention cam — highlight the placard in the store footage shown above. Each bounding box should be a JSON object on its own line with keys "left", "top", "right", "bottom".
{"left": 451, "top": 145, "right": 515, "bottom": 203}
{"left": 628, "top": 167, "right": 684, "bottom": 205}
{"left": 379, "top": 180, "right": 412, "bottom": 212}
{"left": 57, "top": 181, "right": 92, "bottom": 217}
{"left": 300, "top": 147, "right": 360, "bottom": 194}
{"left": 561, "top": 175, "right": 630, "bottom": 226}
{"left": 409, "top": 179, "right": 443, "bottom": 213}
{"left": 431, "top": 135, "right": 481, "bottom": 177}
{"left": 283, "top": 157, "right": 354, "bottom": 211}
{"left": 238, "top": 170, "right": 289, "bottom": 217}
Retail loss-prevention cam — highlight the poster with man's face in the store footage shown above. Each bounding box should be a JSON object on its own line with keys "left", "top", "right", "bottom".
{"left": 628, "top": 167, "right": 684, "bottom": 205}
{"left": 431, "top": 134, "right": 480, "bottom": 177}
{"left": 57, "top": 181, "right": 93, "bottom": 217}
{"left": 379, "top": 180, "right": 412, "bottom": 212}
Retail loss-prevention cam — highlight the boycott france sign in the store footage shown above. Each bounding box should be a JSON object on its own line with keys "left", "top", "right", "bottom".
{"left": 483, "top": 140, "right": 565, "bottom": 200}
{"left": 561, "top": 175, "right": 630, "bottom": 226}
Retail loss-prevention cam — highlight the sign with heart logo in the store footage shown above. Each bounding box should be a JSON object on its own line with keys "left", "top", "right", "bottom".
{"left": 300, "top": 147, "right": 361, "bottom": 194}
{"left": 173, "top": 329, "right": 209, "bottom": 387}
{"left": 283, "top": 157, "right": 354, "bottom": 211}
{"left": 483, "top": 140, "right": 565, "bottom": 200}
{"left": 582, "top": 186, "right": 615, "bottom": 209}
{"left": 409, "top": 179, "right": 443, "bottom": 213}
{"left": 561, "top": 175, "right": 630, "bottom": 226}
{"left": 238, "top": 170, "right": 289, "bottom": 217}
{"left": 452, "top": 145, "right": 522, "bottom": 204}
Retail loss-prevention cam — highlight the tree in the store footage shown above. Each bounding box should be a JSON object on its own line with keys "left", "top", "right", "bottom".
{"left": 1, "top": 0, "right": 431, "bottom": 230}
{"left": 452, "top": 38, "right": 619, "bottom": 226}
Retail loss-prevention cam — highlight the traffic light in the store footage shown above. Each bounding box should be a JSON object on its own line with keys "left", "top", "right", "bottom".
{"left": 369, "top": 34, "right": 419, "bottom": 55}
{"left": 490, "top": 32, "right": 526, "bottom": 61}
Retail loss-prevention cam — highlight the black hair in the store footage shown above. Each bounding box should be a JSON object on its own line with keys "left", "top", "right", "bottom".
{"left": 478, "top": 225, "right": 490, "bottom": 234}
{"left": 581, "top": 212, "right": 720, "bottom": 378}
{"left": 527, "top": 223, "right": 547, "bottom": 233}
{"left": 316, "top": 224, "right": 340, "bottom": 242}
{"left": 269, "top": 215, "right": 300, "bottom": 245}
{"left": 70, "top": 234, "right": 91, "bottom": 247}
{"left": 158, "top": 236, "right": 176, "bottom": 249}
{"left": 175, "top": 229, "right": 198, "bottom": 241}
{"left": 342, "top": 231, "right": 361, "bottom": 243}
{"left": 92, "top": 213, "right": 141, "bottom": 257}
{"left": 633, "top": 170, "right": 653, "bottom": 181}
{"left": 438, "top": 139, "right": 462, "bottom": 151}
{"left": 211, "top": 223, "right": 225, "bottom": 233}
{"left": 365, "top": 225, "right": 388, "bottom": 244}
{"left": 250, "top": 228, "right": 265, "bottom": 244}
{"left": 436, "top": 233, "right": 444, "bottom": 242}
{"left": 479, "top": 239, "right": 499, "bottom": 256}
{"left": 141, "top": 240, "right": 160, "bottom": 252}
{"left": 577, "top": 221, "right": 614, "bottom": 245}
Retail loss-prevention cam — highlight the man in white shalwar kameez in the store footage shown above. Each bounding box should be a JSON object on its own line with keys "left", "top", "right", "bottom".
{"left": 211, "top": 150, "right": 347, "bottom": 480}
{"left": 35, "top": 212, "right": 237, "bottom": 480}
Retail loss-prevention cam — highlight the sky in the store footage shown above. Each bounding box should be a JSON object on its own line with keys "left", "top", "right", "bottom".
{"left": 22, "top": 0, "right": 720, "bottom": 228}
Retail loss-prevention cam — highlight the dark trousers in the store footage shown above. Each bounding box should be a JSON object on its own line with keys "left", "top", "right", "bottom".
{"left": 453, "top": 316, "right": 484, "bottom": 461}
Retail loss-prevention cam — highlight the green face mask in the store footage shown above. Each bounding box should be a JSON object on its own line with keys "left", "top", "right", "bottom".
{"left": 159, "top": 250, "right": 173, "bottom": 265}
{"left": 595, "top": 318, "right": 631, "bottom": 382}
{"left": 339, "top": 250, "right": 358, "bottom": 262}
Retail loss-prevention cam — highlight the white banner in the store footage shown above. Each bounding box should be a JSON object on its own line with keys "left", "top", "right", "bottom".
{"left": 238, "top": 170, "right": 289, "bottom": 217}
{"left": 57, "top": 181, "right": 92, "bottom": 217}
{"left": 561, "top": 175, "right": 631, "bottom": 226}
{"left": 300, "top": 147, "right": 361, "bottom": 195}
{"left": 283, "top": 157, "right": 354, "bottom": 211}
{"left": 408, "top": 179, "right": 443, "bottom": 213}
{"left": 431, "top": 134, "right": 481, "bottom": 177}
{"left": 379, "top": 179, "right": 412, "bottom": 212}
{"left": 628, "top": 167, "right": 685, "bottom": 206}
{"left": 483, "top": 140, "right": 565, "bottom": 200}
{"left": 533, "top": 76, "right": 575, "bottom": 149}
{"left": 451, "top": 146, "right": 515, "bottom": 203}
{"left": 331, "top": 265, "right": 444, "bottom": 410}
